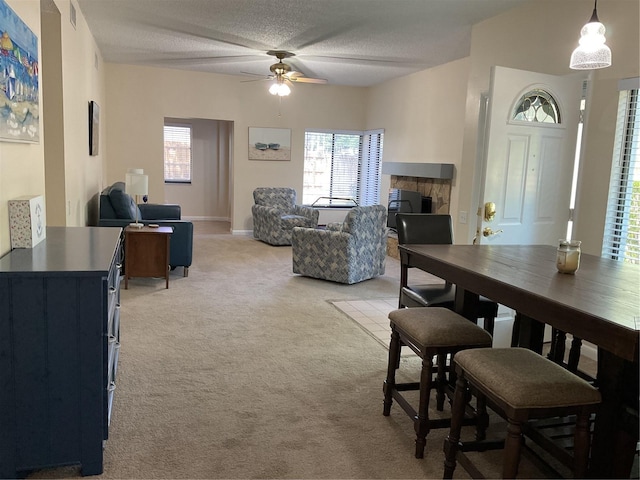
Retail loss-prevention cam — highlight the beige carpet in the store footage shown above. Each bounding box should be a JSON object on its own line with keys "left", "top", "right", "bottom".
{"left": 30, "top": 222, "right": 555, "bottom": 479}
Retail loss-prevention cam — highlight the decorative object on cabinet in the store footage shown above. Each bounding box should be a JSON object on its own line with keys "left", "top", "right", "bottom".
{"left": 0, "top": 226, "right": 123, "bottom": 477}
{"left": 0, "top": 0, "right": 40, "bottom": 143}
{"left": 248, "top": 127, "right": 291, "bottom": 160}
{"left": 8, "top": 194, "right": 46, "bottom": 248}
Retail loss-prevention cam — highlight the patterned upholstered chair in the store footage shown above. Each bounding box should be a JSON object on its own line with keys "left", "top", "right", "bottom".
{"left": 291, "top": 205, "right": 388, "bottom": 284}
{"left": 252, "top": 187, "right": 319, "bottom": 246}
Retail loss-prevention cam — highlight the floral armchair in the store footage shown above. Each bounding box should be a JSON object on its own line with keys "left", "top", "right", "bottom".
{"left": 252, "top": 187, "right": 319, "bottom": 246}
{"left": 291, "top": 205, "right": 388, "bottom": 284}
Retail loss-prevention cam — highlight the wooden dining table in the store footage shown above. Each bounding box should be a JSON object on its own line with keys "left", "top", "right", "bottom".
{"left": 398, "top": 244, "right": 639, "bottom": 478}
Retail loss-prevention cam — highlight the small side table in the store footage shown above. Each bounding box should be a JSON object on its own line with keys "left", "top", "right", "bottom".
{"left": 124, "top": 225, "right": 173, "bottom": 289}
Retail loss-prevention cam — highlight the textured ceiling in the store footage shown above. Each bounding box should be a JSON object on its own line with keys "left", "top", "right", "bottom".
{"left": 77, "top": 0, "right": 527, "bottom": 87}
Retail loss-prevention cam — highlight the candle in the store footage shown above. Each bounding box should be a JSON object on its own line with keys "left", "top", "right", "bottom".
{"left": 557, "top": 240, "right": 581, "bottom": 274}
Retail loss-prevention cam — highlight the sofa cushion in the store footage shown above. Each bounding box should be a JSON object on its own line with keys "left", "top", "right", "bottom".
{"left": 109, "top": 184, "right": 140, "bottom": 220}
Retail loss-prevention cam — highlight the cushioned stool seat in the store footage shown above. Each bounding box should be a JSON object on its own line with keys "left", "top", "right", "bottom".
{"left": 443, "top": 348, "right": 602, "bottom": 479}
{"left": 383, "top": 307, "right": 493, "bottom": 458}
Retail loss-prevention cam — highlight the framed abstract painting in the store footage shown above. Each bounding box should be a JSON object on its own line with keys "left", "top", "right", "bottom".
{"left": 0, "top": 0, "right": 39, "bottom": 143}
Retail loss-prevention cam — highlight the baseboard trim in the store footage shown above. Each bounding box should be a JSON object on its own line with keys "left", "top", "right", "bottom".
{"left": 232, "top": 230, "right": 253, "bottom": 236}
{"left": 183, "top": 216, "right": 230, "bottom": 222}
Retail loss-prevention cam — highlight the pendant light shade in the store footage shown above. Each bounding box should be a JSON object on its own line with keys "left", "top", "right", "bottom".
{"left": 570, "top": 0, "right": 612, "bottom": 70}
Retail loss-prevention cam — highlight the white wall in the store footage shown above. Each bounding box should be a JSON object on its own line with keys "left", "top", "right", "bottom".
{"left": 461, "top": 0, "right": 639, "bottom": 252}
{"left": 0, "top": 0, "right": 107, "bottom": 256}
{"left": 0, "top": 1, "right": 44, "bottom": 256}
{"left": 53, "top": 0, "right": 107, "bottom": 227}
{"left": 366, "top": 0, "right": 639, "bottom": 252}
{"left": 104, "top": 64, "right": 369, "bottom": 231}
{"left": 366, "top": 58, "right": 471, "bottom": 223}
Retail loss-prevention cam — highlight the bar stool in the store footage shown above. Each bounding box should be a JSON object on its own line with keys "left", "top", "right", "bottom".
{"left": 443, "top": 348, "right": 602, "bottom": 479}
{"left": 395, "top": 213, "right": 499, "bottom": 336}
{"left": 383, "top": 307, "right": 493, "bottom": 458}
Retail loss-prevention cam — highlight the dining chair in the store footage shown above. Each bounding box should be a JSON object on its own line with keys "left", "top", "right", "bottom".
{"left": 395, "top": 213, "right": 498, "bottom": 335}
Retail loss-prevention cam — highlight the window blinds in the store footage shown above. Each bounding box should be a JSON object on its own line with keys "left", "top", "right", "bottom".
{"left": 163, "top": 124, "right": 192, "bottom": 183}
{"left": 602, "top": 85, "right": 639, "bottom": 263}
{"left": 303, "top": 129, "right": 383, "bottom": 207}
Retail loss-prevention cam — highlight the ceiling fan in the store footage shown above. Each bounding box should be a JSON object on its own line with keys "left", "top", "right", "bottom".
{"left": 244, "top": 50, "right": 328, "bottom": 96}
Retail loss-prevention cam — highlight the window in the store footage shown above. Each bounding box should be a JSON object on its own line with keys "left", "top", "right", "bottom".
{"left": 302, "top": 129, "right": 383, "bottom": 207}
{"left": 163, "top": 124, "right": 192, "bottom": 183}
{"left": 602, "top": 78, "right": 639, "bottom": 264}
{"left": 512, "top": 89, "right": 561, "bottom": 124}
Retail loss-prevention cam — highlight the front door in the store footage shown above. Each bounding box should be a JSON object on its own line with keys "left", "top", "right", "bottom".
{"left": 476, "top": 66, "right": 585, "bottom": 245}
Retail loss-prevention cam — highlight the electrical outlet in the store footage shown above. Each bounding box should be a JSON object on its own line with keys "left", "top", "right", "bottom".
{"left": 459, "top": 211, "right": 468, "bottom": 224}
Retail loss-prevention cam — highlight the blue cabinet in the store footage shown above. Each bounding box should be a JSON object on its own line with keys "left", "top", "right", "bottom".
{"left": 0, "top": 227, "right": 122, "bottom": 477}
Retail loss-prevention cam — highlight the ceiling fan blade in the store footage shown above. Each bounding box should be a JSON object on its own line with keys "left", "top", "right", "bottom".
{"left": 285, "top": 71, "right": 327, "bottom": 84}
{"left": 287, "top": 76, "right": 327, "bottom": 84}
{"left": 241, "top": 71, "right": 272, "bottom": 78}
{"left": 142, "top": 55, "right": 263, "bottom": 66}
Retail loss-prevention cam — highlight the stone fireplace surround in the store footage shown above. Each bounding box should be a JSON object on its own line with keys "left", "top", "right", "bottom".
{"left": 383, "top": 162, "right": 454, "bottom": 258}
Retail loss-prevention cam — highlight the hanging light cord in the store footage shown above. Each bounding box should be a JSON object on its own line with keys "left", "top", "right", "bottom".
{"left": 589, "top": 0, "right": 600, "bottom": 23}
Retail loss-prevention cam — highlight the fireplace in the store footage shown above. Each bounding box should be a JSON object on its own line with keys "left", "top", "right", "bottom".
{"left": 382, "top": 162, "right": 454, "bottom": 215}
{"left": 382, "top": 162, "right": 454, "bottom": 258}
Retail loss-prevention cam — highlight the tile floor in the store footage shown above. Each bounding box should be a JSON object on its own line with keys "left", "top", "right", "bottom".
{"left": 332, "top": 298, "right": 399, "bottom": 349}
{"left": 333, "top": 298, "right": 599, "bottom": 377}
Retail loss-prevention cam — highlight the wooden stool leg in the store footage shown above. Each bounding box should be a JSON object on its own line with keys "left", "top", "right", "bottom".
{"left": 503, "top": 418, "right": 524, "bottom": 479}
{"left": 415, "top": 354, "right": 434, "bottom": 459}
{"left": 567, "top": 336, "right": 583, "bottom": 373}
{"left": 483, "top": 316, "right": 495, "bottom": 337}
{"left": 548, "top": 328, "right": 567, "bottom": 364}
{"left": 475, "top": 393, "right": 488, "bottom": 441}
{"left": 383, "top": 329, "right": 401, "bottom": 416}
{"left": 443, "top": 373, "right": 467, "bottom": 479}
{"left": 573, "top": 408, "right": 592, "bottom": 479}
{"left": 436, "top": 353, "right": 447, "bottom": 411}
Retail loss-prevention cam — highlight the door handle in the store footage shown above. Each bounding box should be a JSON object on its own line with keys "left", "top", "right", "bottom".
{"left": 482, "top": 227, "right": 503, "bottom": 237}
{"left": 484, "top": 202, "right": 496, "bottom": 222}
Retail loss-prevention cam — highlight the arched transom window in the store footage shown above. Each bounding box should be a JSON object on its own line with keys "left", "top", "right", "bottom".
{"left": 512, "top": 89, "right": 561, "bottom": 124}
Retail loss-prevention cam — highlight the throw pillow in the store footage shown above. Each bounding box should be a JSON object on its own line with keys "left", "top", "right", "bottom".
{"left": 109, "top": 185, "right": 141, "bottom": 220}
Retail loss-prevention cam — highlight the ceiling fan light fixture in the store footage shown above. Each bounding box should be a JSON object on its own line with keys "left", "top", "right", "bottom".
{"left": 269, "top": 78, "right": 290, "bottom": 96}
{"left": 570, "top": 0, "right": 612, "bottom": 70}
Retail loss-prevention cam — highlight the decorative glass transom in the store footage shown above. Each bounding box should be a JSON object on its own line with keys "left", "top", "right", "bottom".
{"left": 512, "top": 89, "right": 561, "bottom": 124}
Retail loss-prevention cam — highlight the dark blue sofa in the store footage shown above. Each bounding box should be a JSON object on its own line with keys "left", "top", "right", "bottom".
{"left": 99, "top": 182, "right": 193, "bottom": 276}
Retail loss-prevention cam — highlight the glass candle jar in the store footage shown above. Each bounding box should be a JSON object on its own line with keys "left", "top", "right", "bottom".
{"left": 556, "top": 240, "right": 581, "bottom": 274}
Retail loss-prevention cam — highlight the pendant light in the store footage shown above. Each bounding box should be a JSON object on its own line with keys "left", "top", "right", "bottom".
{"left": 570, "top": 0, "right": 612, "bottom": 70}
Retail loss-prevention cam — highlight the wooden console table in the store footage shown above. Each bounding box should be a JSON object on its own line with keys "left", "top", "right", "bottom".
{"left": 125, "top": 225, "right": 173, "bottom": 289}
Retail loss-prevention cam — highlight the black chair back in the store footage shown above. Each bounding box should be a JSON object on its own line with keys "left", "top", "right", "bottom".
{"left": 395, "top": 213, "right": 453, "bottom": 245}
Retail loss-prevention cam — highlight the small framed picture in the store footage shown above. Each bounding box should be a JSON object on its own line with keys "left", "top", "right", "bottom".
{"left": 249, "top": 127, "right": 291, "bottom": 161}
{"left": 89, "top": 101, "right": 99, "bottom": 155}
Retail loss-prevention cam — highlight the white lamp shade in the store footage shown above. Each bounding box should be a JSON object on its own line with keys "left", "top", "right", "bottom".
{"left": 570, "top": 18, "right": 612, "bottom": 69}
{"left": 269, "top": 79, "right": 291, "bottom": 96}
{"left": 125, "top": 172, "right": 148, "bottom": 196}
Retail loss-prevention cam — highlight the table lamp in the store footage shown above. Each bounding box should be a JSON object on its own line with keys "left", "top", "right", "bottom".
{"left": 125, "top": 168, "right": 148, "bottom": 228}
